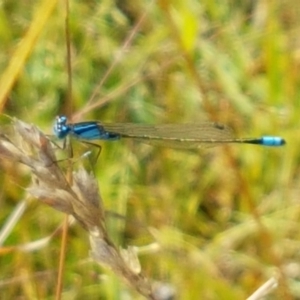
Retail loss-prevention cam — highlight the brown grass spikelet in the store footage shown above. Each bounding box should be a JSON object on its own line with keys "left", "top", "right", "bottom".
{"left": 0, "top": 118, "right": 174, "bottom": 300}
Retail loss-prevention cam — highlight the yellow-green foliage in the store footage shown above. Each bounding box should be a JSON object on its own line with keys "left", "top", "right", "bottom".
{"left": 0, "top": 0, "right": 298, "bottom": 299}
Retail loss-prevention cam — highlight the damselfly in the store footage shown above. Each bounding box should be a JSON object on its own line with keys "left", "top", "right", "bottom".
{"left": 53, "top": 115, "right": 285, "bottom": 149}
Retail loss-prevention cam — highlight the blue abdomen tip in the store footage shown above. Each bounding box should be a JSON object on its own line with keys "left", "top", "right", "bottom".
{"left": 261, "top": 136, "right": 286, "bottom": 146}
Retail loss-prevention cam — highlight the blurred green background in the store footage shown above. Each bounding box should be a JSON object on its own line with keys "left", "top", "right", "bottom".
{"left": 0, "top": 0, "right": 299, "bottom": 299}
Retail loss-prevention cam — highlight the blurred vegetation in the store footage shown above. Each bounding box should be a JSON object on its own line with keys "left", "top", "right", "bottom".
{"left": 0, "top": 0, "right": 299, "bottom": 299}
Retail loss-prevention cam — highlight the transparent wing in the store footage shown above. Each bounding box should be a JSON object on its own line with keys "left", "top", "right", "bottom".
{"left": 101, "top": 122, "right": 236, "bottom": 149}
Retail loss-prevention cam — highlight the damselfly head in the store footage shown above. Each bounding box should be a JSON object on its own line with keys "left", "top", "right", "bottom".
{"left": 53, "top": 115, "right": 70, "bottom": 139}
